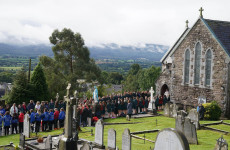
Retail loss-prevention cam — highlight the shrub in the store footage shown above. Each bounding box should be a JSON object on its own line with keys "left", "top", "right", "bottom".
{"left": 203, "top": 101, "right": 221, "bottom": 120}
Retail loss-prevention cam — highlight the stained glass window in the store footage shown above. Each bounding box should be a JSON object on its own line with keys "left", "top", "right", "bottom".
{"left": 184, "top": 49, "right": 190, "bottom": 84}
{"left": 194, "top": 43, "right": 201, "bottom": 85}
{"left": 205, "top": 49, "right": 212, "bottom": 86}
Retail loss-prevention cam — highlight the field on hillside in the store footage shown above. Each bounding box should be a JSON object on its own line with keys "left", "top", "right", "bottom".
{"left": 0, "top": 115, "right": 229, "bottom": 150}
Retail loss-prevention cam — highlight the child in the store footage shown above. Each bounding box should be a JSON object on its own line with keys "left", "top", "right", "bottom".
{"left": 35, "top": 110, "right": 42, "bottom": 132}
{"left": 42, "top": 108, "right": 49, "bottom": 131}
{"left": 18, "top": 111, "right": 24, "bottom": 133}
{"left": 54, "top": 108, "right": 59, "bottom": 129}
{"left": 3, "top": 111, "right": 11, "bottom": 135}
{"left": 48, "top": 109, "right": 54, "bottom": 130}
{"left": 30, "top": 109, "right": 36, "bottom": 132}
{"left": 11, "top": 113, "right": 18, "bottom": 134}
{"left": 58, "top": 108, "right": 65, "bottom": 128}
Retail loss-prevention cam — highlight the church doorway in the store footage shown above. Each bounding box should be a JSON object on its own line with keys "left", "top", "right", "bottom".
{"left": 160, "top": 84, "right": 169, "bottom": 96}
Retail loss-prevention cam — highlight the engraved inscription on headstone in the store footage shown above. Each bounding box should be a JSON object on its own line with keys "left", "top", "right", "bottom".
{"left": 154, "top": 128, "right": 190, "bottom": 150}
{"left": 122, "top": 128, "right": 131, "bottom": 150}
{"left": 108, "top": 129, "right": 116, "bottom": 149}
{"left": 23, "top": 114, "right": 30, "bottom": 138}
{"left": 188, "top": 109, "right": 199, "bottom": 129}
{"left": 95, "top": 120, "right": 104, "bottom": 146}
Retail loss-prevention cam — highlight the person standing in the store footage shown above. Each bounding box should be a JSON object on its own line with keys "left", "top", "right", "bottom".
{"left": 48, "top": 109, "right": 54, "bottom": 130}
{"left": 0, "top": 106, "right": 5, "bottom": 115}
{"left": 42, "top": 108, "right": 49, "bottom": 131}
{"left": 35, "top": 110, "right": 42, "bottom": 132}
{"left": 58, "top": 108, "right": 65, "bottom": 128}
{"left": 49, "top": 99, "right": 55, "bottom": 110}
{"left": 3, "top": 111, "right": 11, "bottom": 135}
{"left": 18, "top": 111, "right": 24, "bottom": 133}
{"left": 10, "top": 103, "right": 18, "bottom": 116}
{"left": 11, "top": 113, "right": 18, "bottom": 134}
{"left": 30, "top": 109, "right": 36, "bottom": 133}
{"left": 198, "top": 104, "right": 205, "bottom": 120}
{"left": 127, "top": 100, "right": 133, "bottom": 121}
{"left": 54, "top": 108, "right": 59, "bottom": 129}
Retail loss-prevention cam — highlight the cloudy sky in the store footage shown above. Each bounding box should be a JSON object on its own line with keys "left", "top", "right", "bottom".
{"left": 0, "top": 0, "right": 229, "bottom": 47}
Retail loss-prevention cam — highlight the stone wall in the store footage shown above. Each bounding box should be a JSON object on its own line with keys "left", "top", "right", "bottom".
{"left": 156, "top": 19, "right": 230, "bottom": 116}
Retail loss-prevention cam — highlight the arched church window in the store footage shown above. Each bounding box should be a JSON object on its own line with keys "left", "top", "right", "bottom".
{"left": 194, "top": 42, "right": 201, "bottom": 85}
{"left": 205, "top": 49, "right": 212, "bottom": 86}
{"left": 184, "top": 49, "right": 190, "bottom": 84}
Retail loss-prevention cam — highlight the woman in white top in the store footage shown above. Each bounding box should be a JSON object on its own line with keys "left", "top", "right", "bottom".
{"left": 35, "top": 101, "right": 41, "bottom": 111}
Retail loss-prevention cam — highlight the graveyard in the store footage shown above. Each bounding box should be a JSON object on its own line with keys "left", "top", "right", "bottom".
{"left": 0, "top": 114, "right": 230, "bottom": 150}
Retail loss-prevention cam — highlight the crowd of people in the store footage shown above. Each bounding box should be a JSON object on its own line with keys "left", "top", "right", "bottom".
{"left": 0, "top": 91, "right": 172, "bottom": 136}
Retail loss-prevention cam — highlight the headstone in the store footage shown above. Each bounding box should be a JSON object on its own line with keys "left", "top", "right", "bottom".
{"left": 87, "top": 117, "right": 91, "bottom": 127}
{"left": 126, "top": 115, "right": 130, "bottom": 121}
{"left": 72, "top": 118, "right": 76, "bottom": 135}
{"left": 154, "top": 128, "right": 190, "bottom": 150}
{"left": 19, "top": 133, "right": 25, "bottom": 149}
{"left": 23, "top": 114, "right": 30, "bottom": 138}
{"left": 108, "top": 129, "right": 116, "bottom": 150}
{"left": 80, "top": 142, "right": 90, "bottom": 150}
{"left": 183, "top": 118, "right": 198, "bottom": 144}
{"left": 198, "top": 96, "right": 206, "bottom": 104}
{"left": 164, "top": 103, "right": 170, "bottom": 117}
{"left": 58, "top": 83, "right": 78, "bottom": 150}
{"left": 214, "top": 136, "right": 228, "bottom": 150}
{"left": 175, "top": 115, "right": 184, "bottom": 133}
{"left": 177, "top": 110, "right": 187, "bottom": 121}
{"left": 122, "top": 128, "right": 131, "bottom": 150}
{"left": 95, "top": 120, "right": 104, "bottom": 147}
{"left": 172, "top": 103, "right": 178, "bottom": 118}
{"left": 45, "top": 135, "right": 52, "bottom": 150}
{"left": 188, "top": 109, "right": 199, "bottom": 129}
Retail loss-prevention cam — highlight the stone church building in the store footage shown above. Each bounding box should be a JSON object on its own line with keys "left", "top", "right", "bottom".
{"left": 156, "top": 9, "right": 230, "bottom": 117}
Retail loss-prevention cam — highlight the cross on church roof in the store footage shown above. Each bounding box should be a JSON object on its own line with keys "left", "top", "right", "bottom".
{"left": 199, "top": 7, "right": 204, "bottom": 18}
{"left": 186, "top": 20, "right": 189, "bottom": 28}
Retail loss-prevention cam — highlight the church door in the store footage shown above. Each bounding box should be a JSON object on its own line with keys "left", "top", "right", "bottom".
{"left": 160, "top": 84, "right": 169, "bottom": 96}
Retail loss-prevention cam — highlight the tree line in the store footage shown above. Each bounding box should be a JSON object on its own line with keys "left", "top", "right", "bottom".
{"left": 1, "top": 28, "right": 161, "bottom": 104}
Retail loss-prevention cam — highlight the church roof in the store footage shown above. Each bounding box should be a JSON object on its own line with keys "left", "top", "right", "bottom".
{"left": 203, "top": 18, "right": 230, "bottom": 56}
{"left": 161, "top": 17, "right": 230, "bottom": 63}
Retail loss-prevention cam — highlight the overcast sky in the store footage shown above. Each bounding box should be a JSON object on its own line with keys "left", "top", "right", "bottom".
{"left": 0, "top": 0, "right": 229, "bottom": 47}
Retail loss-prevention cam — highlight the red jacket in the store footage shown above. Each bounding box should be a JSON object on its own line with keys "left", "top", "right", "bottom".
{"left": 54, "top": 110, "right": 59, "bottom": 119}
{"left": 18, "top": 113, "right": 24, "bottom": 122}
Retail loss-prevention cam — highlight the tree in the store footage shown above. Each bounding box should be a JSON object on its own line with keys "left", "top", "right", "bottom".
{"left": 40, "top": 28, "right": 102, "bottom": 98}
{"left": 8, "top": 67, "right": 33, "bottom": 104}
{"left": 0, "top": 71, "right": 14, "bottom": 83}
{"left": 108, "top": 72, "right": 123, "bottom": 84}
{"left": 31, "top": 63, "right": 49, "bottom": 101}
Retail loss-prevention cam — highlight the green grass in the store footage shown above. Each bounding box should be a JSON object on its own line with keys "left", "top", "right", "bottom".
{"left": 0, "top": 116, "right": 229, "bottom": 150}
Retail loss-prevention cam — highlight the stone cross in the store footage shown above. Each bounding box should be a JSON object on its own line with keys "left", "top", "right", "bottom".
{"left": 66, "top": 83, "right": 71, "bottom": 97}
{"left": 56, "top": 93, "right": 59, "bottom": 101}
{"left": 186, "top": 20, "right": 189, "bottom": 28}
{"left": 216, "top": 135, "right": 228, "bottom": 150}
{"left": 150, "top": 87, "right": 155, "bottom": 102}
{"left": 199, "top": 7, "right": 204, "bottom": 18}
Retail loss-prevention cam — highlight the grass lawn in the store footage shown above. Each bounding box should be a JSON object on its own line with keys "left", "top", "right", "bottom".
{"left": 0, "top": 115, "right": 229, "bottom": 150}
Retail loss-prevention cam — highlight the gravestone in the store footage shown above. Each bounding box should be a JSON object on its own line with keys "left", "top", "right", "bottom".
{"left": 45, "top": 135, "right": 52, "bottom": 150}
{"left": 148, "top": 87, "right": 156, "bottom": 114}
{"left": 214, "top": 136, "right": 228, "bottom": 150}
{"left": 172, "top": 103, "right": 178, "bottom": 118}
{"left": 87, "top": 117, "right": 91, "bottom": 127}
{"left": 176, "top": 115, "right": 184, "bottom": 133}
{"left": 164, "top": 103, "right": 170, "bottom": 117}
{"left": 108, "top": 129, "right": 116, "bottom": 150}
{"left": 23, "top": 114, "right": 30, "bottom": 138}
{"left": 177, "top": 110, "right": 187, "bottom": 121}
{"left": 184, "top": 118, "right": 198, "bottom": 144}
{"left": 19, "top": 133, "right": 25, "bottom": 149}
{"left": 95, "top": 120, "right": 104, "bottom": 148}
{"left": 188, "top": 109, "right": 199, "bottom": 129}
{"left": 80, "top": 142, "right": 90, "bottom": 150}
{"left": 154, "top": 128, "right": 190, "bottom": 150}
{"left": 122, "top": 128, "right": 131, "bottom": 150}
